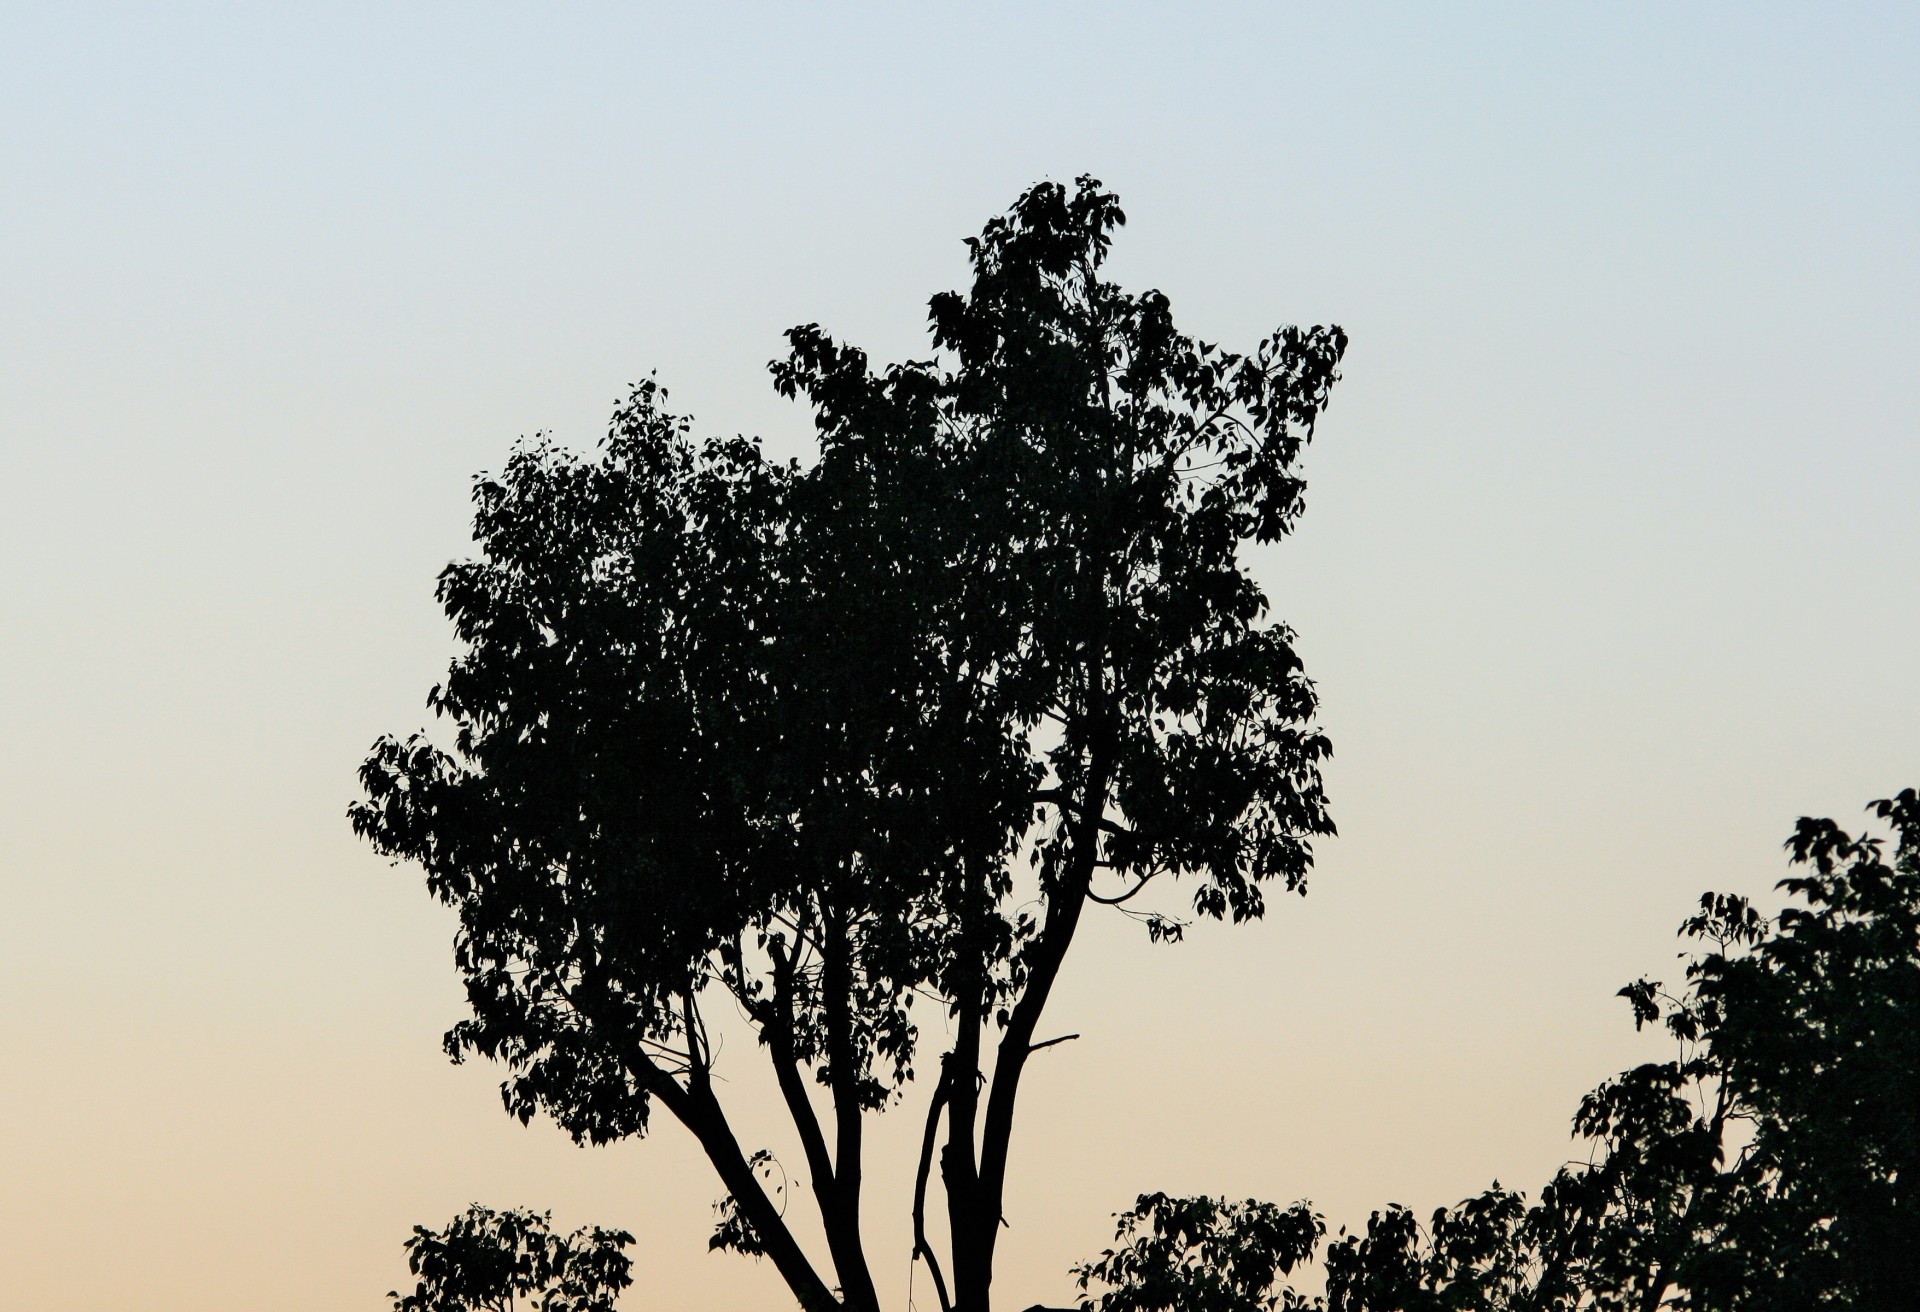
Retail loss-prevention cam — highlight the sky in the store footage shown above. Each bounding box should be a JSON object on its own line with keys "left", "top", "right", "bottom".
{"left": 2, "top": 3, "right": 1916, "bottom": 1309}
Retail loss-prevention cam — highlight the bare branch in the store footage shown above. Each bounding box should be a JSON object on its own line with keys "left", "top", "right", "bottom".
{"left": 1088, "top": 871, "right": 1159, "bottom": 906}
{"left": 613, "top": 1026, "right": 836, "bottom": 1311}
{"left": 1027, "top": 1033, "right": 1079, "bottom": 1055}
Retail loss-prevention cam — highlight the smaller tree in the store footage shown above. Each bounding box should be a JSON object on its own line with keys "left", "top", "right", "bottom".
{"left": 391, "top": 1206, "right": 634, "bottom": 1312}
{"left": 1074, "top": 788, "right": 1920, "bottom": 1311}
{"left": 1318, "top": 1187, "right": 1546, "bottom": 1312}
{"left": 1074, "top": 1193, "right": 1323, "bottom": 1312}
{"left": 1565, "top": 786, "right": 1920, "bottom": 1308}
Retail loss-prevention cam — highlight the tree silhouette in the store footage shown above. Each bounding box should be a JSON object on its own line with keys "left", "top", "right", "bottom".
{"left": 1073, "top": 1193, "right": 1324, "bottom": 1312}
{"left": 391, "top": 1206, "right": 633, "bottom": 1312}
{"left": 352, "top": 177, "right": 1346, "bottom": 1312}
{"left": 1101, "top": 789, "right": 1919, "bottom": 1311}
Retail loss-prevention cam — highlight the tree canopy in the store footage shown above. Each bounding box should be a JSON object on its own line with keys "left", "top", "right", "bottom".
{"left": 352, "top": 176, "right": 1346, "bottom": 1312}
{"left": 1076, "top": 789, "right": 1919, "bottom": 1312}
{"left": 390, "top": 1206, "right": 633, "bottom": 1312}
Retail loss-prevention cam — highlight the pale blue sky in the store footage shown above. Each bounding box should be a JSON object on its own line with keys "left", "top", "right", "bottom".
{"left": 2, "top": 5, "right": 1916, "bottom": 1309}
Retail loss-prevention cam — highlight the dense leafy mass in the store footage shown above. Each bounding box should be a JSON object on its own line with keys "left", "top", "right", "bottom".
{"left": 1076, "top": 791, "right": 1920, "bottom": 1312}
{"left": 1563, "top": 787, "right": 1920, "bottom": 1309}
{"left": 391, "top": 1206, "right": 632, "bottom": 1312}
{"left": 354, "top": 177, "right": 1344, "bottom": 1312}
{"left": 1073, "top": 1193, "right": 1324, "bottom": 1312}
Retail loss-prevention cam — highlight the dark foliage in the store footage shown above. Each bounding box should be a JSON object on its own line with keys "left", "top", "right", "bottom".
{"left": 1318, "top": 1187, "right": 1546, "bottom": 1312}
{"left": 391, "top": 1206, "right": 633, "bottom": 1312}
{"left": 1074, "top": 1193, "right": 1324, "bottom": 1312}
{"left": 1098, "top": 790, "right": 1919, "bottom": 1312}
{"left": 353, "top": 177, "right": 1344, "bottom": 1312}
{"left": 1555, "top": 786, "right": 1920, "bottom": 1309}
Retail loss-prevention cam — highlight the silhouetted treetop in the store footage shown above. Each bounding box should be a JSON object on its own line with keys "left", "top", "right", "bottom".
{"left": 391, "top": 1206, "right": 632, "bottom": 1312}
{"left": 1074, "top": 1192, "right": 1325, "bottom": 1312}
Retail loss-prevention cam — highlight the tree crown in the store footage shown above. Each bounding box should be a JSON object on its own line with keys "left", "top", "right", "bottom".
{"left": 353, "top": 177, "right": 1345, "bottom": 1312}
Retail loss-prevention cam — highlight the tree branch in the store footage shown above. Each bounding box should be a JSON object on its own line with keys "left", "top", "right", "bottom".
{"left": 1087, "top": 871, "right": 1158, "bottom": 906}
{"left": 913, "top": 1058, "right": 955, "bottom": 1312}
{"left": 967, "top": 730, "right": 1116, "bottom": 1305}
{"left": 943, "top": 985, "right": 985, "bottom": 1308}
{"left": 618, "top": 1044, "right": 839, "bottom": 1312}
{"left": 822, "top": 905, "right": 881, "bottom": 1312}
{"left": 765, "top": 942, "right": 843, "bottom": 1239}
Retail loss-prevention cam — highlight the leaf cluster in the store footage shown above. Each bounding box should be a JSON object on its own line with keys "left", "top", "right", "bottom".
{"left": 391, "top": 1205, "right": 633, "bottom": 1312}
{"left": 1074, "top": 1193, "right": 1324, "bottom": 1312}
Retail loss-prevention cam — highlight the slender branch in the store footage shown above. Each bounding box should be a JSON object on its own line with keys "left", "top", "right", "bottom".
{"left": 616, "top": 1043, "right": 839, "bottom": 1312}
{"left": 1035, "top": 788, "right": 1143, "bottom": 847}
{"left": 912, "top": 1059, "right": 955, "bottom": 1312}
{"left": 1087, "top": 871, "right": 1158, "bottom": 906}
{"left": 1027, "top": 1033, "right": 1078, "bottom": 1054}
{"left": 968, "top": 730, "right": 1116, "bottom": 1303}
{"left": 681, "top": 993, "right": 707, "bottom": 1080}
{"left": 765, "top": 934, "right": 882, "bottom": 1312}
{"left": 822, "top": 905, "right": 881, "bottom": 1312}
{"left": 766, "top": 942, "right": 840, "bottom": 1209}
{"left": 943, "top": 985, "right": 985, "bottom": 1308}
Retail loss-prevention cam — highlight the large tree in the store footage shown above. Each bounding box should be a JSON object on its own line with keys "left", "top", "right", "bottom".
{"left": 353, "top": 177, "right": 1347, "bottom": 1312}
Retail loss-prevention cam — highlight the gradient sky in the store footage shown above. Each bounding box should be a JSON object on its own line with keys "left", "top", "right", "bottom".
{"left": 3, "top": 5, "right": 1916, "bottom": 1309}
